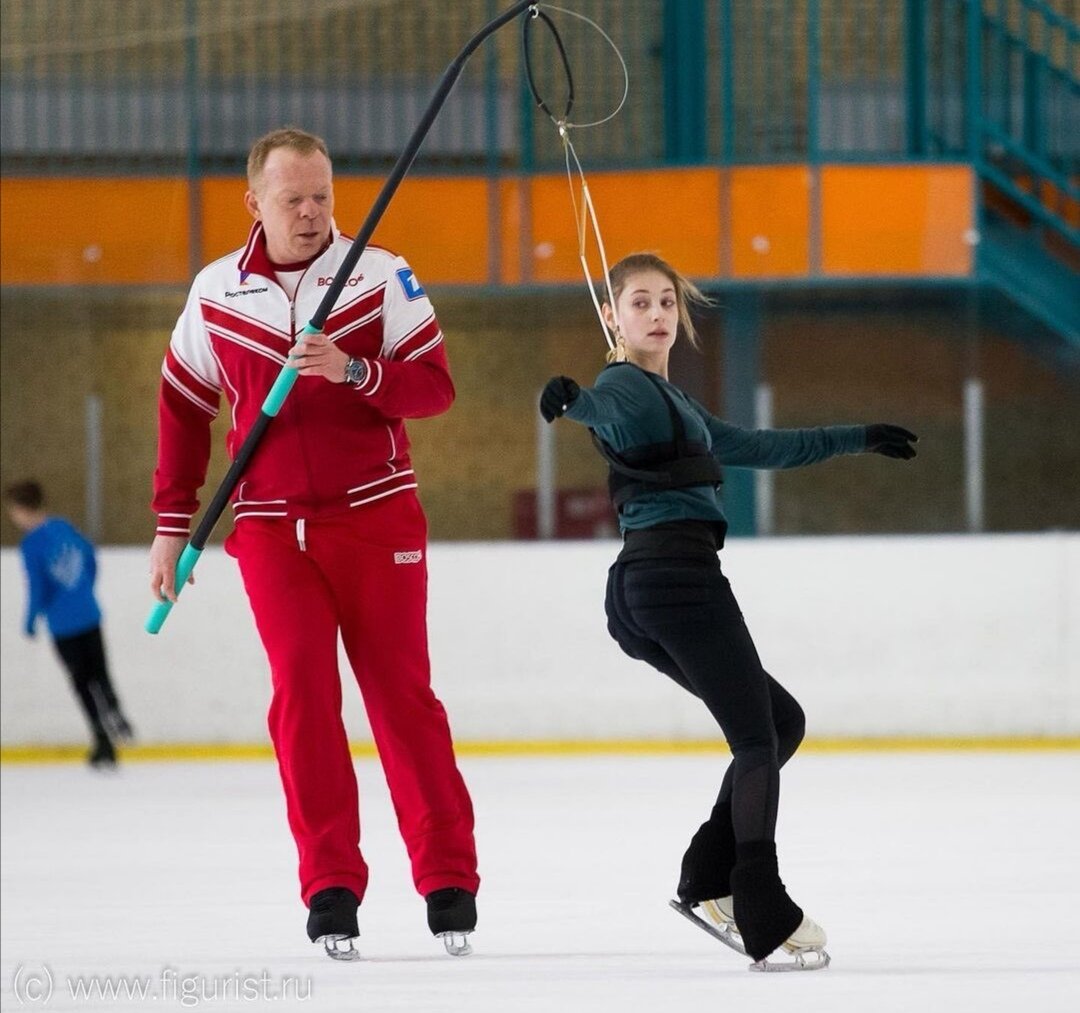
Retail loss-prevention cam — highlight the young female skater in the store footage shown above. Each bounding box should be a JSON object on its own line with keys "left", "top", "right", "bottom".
{"left": 539, "top": 252, "right": 917, "bottom": 970}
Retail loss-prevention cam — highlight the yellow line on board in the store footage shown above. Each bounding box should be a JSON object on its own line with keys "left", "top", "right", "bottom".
{"left": 512, "top": 735, "right": 1078, "bottom": 753}
{"left": 1, "top": 737, "right": 1078, "bottom": 765}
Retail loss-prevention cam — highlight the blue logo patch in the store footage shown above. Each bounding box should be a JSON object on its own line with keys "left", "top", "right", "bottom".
{"left": 396, "top": 268, "right": 426, "bottom": 301}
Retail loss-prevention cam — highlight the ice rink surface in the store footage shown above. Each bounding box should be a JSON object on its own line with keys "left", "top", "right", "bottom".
{"left": 2, "top": 751, "right": 1078, "bottom": 1013}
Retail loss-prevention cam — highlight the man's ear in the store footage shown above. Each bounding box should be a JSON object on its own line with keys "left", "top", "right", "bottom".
{"left": 243, "top": 189, "right": 260, "bottom": 221}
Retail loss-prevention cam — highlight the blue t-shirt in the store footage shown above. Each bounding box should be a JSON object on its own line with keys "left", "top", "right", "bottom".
{"left": 565, "top": 362, "right": 867, "bottom": 532}
{"left": 18, "top": 517, "right": 102, "bottom": 639}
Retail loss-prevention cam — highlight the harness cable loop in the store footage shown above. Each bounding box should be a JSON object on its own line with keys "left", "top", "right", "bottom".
{"left": 522, "top": 13, "right": 718, "bottom": 510}
{"left": 523, "top": 7, "right": 574, "bottom": 122}
{"left": 522, "top": 4, "right": 629, "bottom": 352}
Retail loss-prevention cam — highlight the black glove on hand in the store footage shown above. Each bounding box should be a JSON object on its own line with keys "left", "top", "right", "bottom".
{"left": 865, "top": 423, "right": 918, "bottom": 459}
{"left": 540, "top": 376, "right": 581, "bottom": 423}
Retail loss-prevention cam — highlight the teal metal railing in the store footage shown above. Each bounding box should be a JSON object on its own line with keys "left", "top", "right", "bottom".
{"left": 967, "top": 0, "right": 1079, "bottom": 343}
{"left": 972, "top": 0, "right": 1079, "bottom": 244}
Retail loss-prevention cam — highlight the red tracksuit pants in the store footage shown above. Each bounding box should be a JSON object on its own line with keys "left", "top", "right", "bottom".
{"left": 228, "top": 492, "right": 479, "bottom": 906}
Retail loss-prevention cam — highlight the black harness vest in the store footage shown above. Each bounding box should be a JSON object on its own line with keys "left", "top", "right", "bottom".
{"left": 590, "top": 365, "right": 724, "bottom": 512}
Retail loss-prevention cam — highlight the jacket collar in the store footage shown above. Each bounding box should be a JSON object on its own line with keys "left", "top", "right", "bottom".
{"left": 237, "top": 221, "right": 338, "bottom": 284}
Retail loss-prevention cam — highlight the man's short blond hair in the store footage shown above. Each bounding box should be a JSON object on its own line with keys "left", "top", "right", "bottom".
{"left": 247, "top": 127, "right": 330, "bottom": 189}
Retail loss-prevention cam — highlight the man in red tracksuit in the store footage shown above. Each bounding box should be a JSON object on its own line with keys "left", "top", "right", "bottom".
{"left": 148, "top": 127, "right": 479, "bottom": 960}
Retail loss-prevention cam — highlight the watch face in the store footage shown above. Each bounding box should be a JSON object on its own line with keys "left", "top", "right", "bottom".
{"left": 347, "top": 359, "right": 366, "bottom": 385}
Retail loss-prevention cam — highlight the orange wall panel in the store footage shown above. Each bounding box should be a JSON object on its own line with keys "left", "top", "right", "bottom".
{"left": 341, "top": 176, "right": 490, "bottom": 284}
{"left": 198, "top": 176, "right": 257, "bottom": 265}
{"left": 200, "top": 176, "right": 491, "bottom": 285}
{"left": 728, "top": 166, "right": 812, "bottom": 277}
{"left": 1, "top": 178, "right": 189, "bottom": 285}
{"left": 2, "top": 165, "right": 976, "bottom": 288}
{"left": 498, "top": 177, "right": 524, "bottom": 285}
{"left": 821, "top": 165, "right": 973, "bottom": 276}
{"left": 527, "top": 168, "right": 721, "bottom": 284}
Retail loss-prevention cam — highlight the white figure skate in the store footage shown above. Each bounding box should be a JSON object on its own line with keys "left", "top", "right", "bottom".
{"left": 749, "top": 914, "right": 830, "bottom": 972}
{"left": 671, "top": 896, "right": 830, "bottom": 971}
{"left": 668, "top": 895, "right": 745, "bottom": 955}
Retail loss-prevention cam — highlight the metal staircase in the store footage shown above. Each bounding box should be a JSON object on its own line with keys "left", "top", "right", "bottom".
{"left": 970, "top": 0, "right": 1079, "bottom": 343}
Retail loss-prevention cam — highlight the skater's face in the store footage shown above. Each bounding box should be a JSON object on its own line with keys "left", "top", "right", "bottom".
{"left": 244, "top": 147, "right": 335, "bottom": 265}
{"left": 5, "top": 504, "right": 37, "bottom": 531}
{"left": 604, "top": 269, "right": 680, "bottom": 366}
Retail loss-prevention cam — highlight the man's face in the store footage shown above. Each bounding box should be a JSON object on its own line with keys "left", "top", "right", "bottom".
{"left": 244, "top": 148, "right": 334, "bottom": 264}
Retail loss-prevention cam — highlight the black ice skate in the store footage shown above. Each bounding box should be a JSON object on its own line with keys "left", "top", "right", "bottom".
{"left": 307, "top": 887, "right": 360, "bottom": 961}
{"left": 107, "top": 711, "right": 135, "bottom": 743}
{"left": 426, "top": 887, "right": 476, "bottom": 956}
{"left": 88, "top": 736, "right": 117, "bottom": 770}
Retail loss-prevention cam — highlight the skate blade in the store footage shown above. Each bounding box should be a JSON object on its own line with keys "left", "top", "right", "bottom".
{"left": 668, "top": 899, "right": 747, "bottom": 956}
{"left": 749, "top": 946, "right": 830, "bottom": 972}
{"left": 437, "top": 930, "right": 473, "bottom": 956}
{"left": 318, "top": 934, "right": 361, "bottom": 961}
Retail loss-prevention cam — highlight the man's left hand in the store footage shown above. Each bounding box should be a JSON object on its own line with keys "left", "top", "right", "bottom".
{"left": 288, "top": 331, "right": 350, "bottom": 383}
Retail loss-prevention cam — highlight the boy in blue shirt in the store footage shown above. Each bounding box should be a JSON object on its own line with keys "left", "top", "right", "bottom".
{"left": 5, "top": 480, "right": 134, "bottom": 768}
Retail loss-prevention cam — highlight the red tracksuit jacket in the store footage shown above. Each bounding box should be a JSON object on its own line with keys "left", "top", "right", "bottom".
{"left": 152, "top": 222, "right": 454, "bottom": 535}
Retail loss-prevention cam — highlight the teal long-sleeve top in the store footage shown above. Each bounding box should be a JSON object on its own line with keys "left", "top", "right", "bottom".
{"left": 563, "top": 362, "right": 867, "bottom": 533}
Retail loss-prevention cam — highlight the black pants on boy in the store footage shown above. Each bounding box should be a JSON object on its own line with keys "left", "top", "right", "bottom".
{"left": 53, "top": 626, "right": 124, "bottom": 749}
{"left": 604, "top": 522, "right": 806, "bottom": 904}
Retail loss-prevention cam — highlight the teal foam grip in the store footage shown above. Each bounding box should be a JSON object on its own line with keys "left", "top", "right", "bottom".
{"left": 144, "top": 543, "right": 204, "bottom": 634}
{"left": 262, "top": 323, "right": 322, "bottom": 415}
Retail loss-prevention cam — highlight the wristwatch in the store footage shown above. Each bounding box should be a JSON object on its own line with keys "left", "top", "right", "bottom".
{"left": 343, "top": 357, "right": 368, "bottom": 388}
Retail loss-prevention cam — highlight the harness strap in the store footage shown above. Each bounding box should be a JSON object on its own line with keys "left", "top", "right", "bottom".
{"left": 590, "top": 366, "right": 723, "bottom": 511}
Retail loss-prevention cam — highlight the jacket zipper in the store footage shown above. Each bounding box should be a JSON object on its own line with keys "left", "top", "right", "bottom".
{"left": 289, "top": 265, "right": 322, "bottom": 506}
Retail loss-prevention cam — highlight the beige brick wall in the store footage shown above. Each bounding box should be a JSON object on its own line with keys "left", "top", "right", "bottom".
{"left": 2, "top": 285, "right": 1078, "bottom": 546}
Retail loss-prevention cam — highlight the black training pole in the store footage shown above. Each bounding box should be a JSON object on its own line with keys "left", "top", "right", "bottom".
{"left": 148, "top": 0, "right": 538, "bottom": 633}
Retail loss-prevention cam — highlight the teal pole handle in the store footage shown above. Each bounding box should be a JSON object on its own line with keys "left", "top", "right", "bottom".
{"left": 262, "top": 323, "right": 321, "bottom": 416}
{"left": 145, "top": 543, "right": 204, "bottom": 634}
{"left": 144, "top": 326, "right": 318, "bottom": 635}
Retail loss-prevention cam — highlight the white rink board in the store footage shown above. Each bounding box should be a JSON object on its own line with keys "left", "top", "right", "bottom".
{"left": 1, "top": 532, "right": 1078, "bottom": 745}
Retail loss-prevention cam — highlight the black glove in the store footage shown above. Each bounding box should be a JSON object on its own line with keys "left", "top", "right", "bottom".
{"left": 865, "top": 424, "right": 918, "bottom": 459}
{"left": 540, "top": 376, "right": 581, "bottom": 423}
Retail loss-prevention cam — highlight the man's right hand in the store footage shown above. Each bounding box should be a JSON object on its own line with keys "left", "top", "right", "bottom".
{"left": 149, "top": 534, "right": 193, "bottom": 603}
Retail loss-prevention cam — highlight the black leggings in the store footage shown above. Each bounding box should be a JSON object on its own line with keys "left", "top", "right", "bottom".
{"left": 605, "top": 549, "right": 805, "bottom": 848}
{"left": 53, "top": 626, "right": 121, "bottom": 741}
